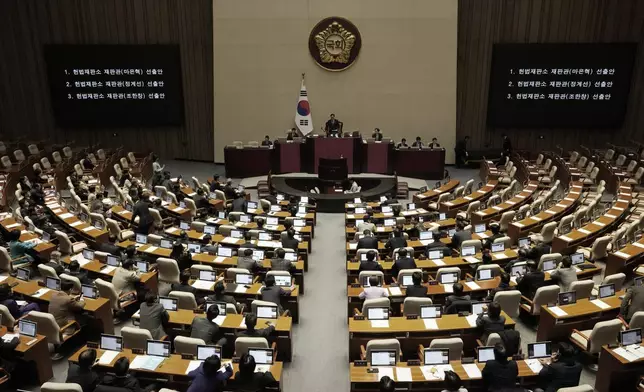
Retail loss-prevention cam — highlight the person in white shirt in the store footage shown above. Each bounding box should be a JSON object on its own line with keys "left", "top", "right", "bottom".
{"left": 357, "top": 215, "right": 376, "bottom": 233}
{"left": 359, "top": 276, "right": 388, "bottom": 300}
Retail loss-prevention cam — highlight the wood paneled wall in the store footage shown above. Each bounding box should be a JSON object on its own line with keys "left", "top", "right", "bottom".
{"left": 0, "top": 0, "right": 213, "bottom": 161}
{"left": 457, "top": 0, "right": 644, "bottom": 153}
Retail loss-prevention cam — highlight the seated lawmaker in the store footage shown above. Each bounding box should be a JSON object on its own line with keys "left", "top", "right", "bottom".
{"left": 425, "top": 232, "right": 451, "bottom": 257}
{"left": 357, "top": 230, "right": 379, "bottom": 250}
{"left": 482, "top": 224, "right": 504, "bottom": 250}
{"left": 357, "top": 215, "right": 376, "bottom": 233}
{"left": 549, "top": 256, "right": 577, "bottom": 292}
{"left": 412, "top": 136, "right": 424, "bottom": 148}
{"left": 535, "top": 342, "right": 582, "bottom": 392}
{"left": 391, "top": 248, "right": 416, "bottom": 278}
{"left": 193, "top": 188, "right": 210, "bottom": 209}
{"left": 397, "top": 138, "right": 410, "bottom": 149}
{"left": 236, "top": 313, "right": 274, "bottom": 338}
{"left": 476, "top": 302, "right": 506, "bottom": 342}
{"left": 281, "top": 228, "right": 300, "bottom": 250}
{"left": 67, "top": 348, "right": 99, "bottom": 392}
{"left": 172, "top": 271, "right": 205, "bottom": 305}
{"left": 405, "top": 271, "right": 428, "bottom": 298}
{"left": 191, "top": 304, "right": 227, "bottom": 346}
{"left": 372, "top": 128, "right": 383, "bottom": 141}
{"left": 428, "top": 138, "right": 441, "bottom": 148}
{"left": 261, "top": 275, "right": 295, "bottom": 314}
{"left": 261, "top": 135, "right": 273, "bottom": 146}
{"left": 385, "top": 229, "right": 407, "bottom": 255}
{"left": 450, "top": 220, "right": 472, "bottom": 250}
{"left": 481, "top": 344, "right": 518, "bottom": 392}
{"left": 359, "top": 251, "right": 383, "bottom": 273}
{"left": 444, "top": 283, "right": 471, "bottom": 314}
{"left": 234, "top": 353, "right": 277, "bottom": 392}
{"left": 516, "top": 261, "right": 544, "bottom": 300}
{"left": 486, "top": 272, "right": 512, "bottom": 300}
{"left": 139, "top": 291, "right": 168, "bottom": 340}
{"left": 359, "top": 276, "right": 388, "bottom": 300}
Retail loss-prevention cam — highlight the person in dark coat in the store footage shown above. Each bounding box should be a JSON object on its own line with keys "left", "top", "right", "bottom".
{"left": 66, "top": 348, "right": 99, "bottom": 392}
{"left": 233, "top": 352, "right": 277, "bottom": 392}
{"left": 481, "top": 344, "right": 518, "bottom": 392}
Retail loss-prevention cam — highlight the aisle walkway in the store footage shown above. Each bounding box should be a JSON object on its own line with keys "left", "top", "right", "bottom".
{"left": 283, "top": 212, "right": 349, "bottom": 392}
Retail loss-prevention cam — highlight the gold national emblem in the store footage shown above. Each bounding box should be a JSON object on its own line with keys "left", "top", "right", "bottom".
{"left": 308, "top": 17, "right": 362, "bottom": 71}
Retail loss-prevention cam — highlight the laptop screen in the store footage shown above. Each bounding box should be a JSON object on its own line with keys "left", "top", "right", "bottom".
{"left": 518, "top": 237, "right": 530, "bottom": 247}
{"left": 383, "top": 219, "right": 395, "bottom": 227}
{"left": 247, "top": 201, "right": 258, "bottom": 210}
{"left": 407, "top": 203, "right": 416, "bottom": 210}
{"left": 558, "top": 291, "right": 576, "bottom": 305}
{"left": 100, "top": 334, "right": 123, "bottom": 351}
{"left": 258, "top": 233, "right": 272, "bottom": 241}
{"left": 420, "top": 305, "right": 441, "bottom": 319}
{"left": 188, "top": 244, "right": 201, "bottom": 254}
{"left": 230, "top": 230, "right": 243, "bottom": 239}
{"left": 428, "top": 250, "right": 442, "bottom": 260}
{"left": 294, "top": 219, "right": 306, "bottom": 227}
{"left": 440, "top": 272, "right": 458, "bottom": 284}
{"left": 267, "top": 217, "right": 279, "bottom": 225}
{"left": 180, "top": 221, "right": 190, "bottom": 231}
{"left": 542, "top": 260, "right": 556, "bottom": 272}
{"left": 370, "top": 350, "right": 396, "bottom": 366}
{"left": 571, "top": 252, "right": 584, "bottom": 265}
{"left": 461, "top": 246, "right": 476, "bottom": 256}
{"left": 82, "top": 249, "right": 95, "bottom": 261}
{"left": 249, "top": 348, "right": 274, "bottom": 365}
{"left": 300, "top": 196, "right": 308, "bottom": 203}
{"left": 197, "top": 345, "right": 222, "bottom": 360}
{"left": 274, "top": 275, "right": 292, "bottom": 287}
{"left": 159, "top": 297, "right": 178, "bottom": 311}
{"left": 204, "top": 225, "right": 216, "bottom": 235}
{"left": 528, "top": 342, "right": 552, "bottom": 359}
{"left": 472, "top": 301, "right": 489, "bottom": 315}
{"left": 511, "top": 264, "right": 527, "bottom": 277}
{"left": 18, "top": 320, "right": 37, "bottom": 337}
{"left": 146, "top": 340, "right": 171, "bottom": 357}
{"left": 420, "top": 231, "right": 432, "bottom": 240}
{"left": 199, "top": 270, "right": 217, "bottom": 282}
{"left": 635, "top": 276, "right": 644, "bottom": 286}
{"left": 491, "top": 242, "right": 505, "bottom": 253}
{"left": 16, "top": 267, "right": 30, "bottom": 281}
{"left": 240, "top": 215, "right": 251, "bottom": 223}
{"left": 217, "top": 247, "right": 233, "bottom": 257}
{"left": 42, "top": 231, "right": 51, "bottom": 242}
{"left": 474, "top": 224, "right": 486, "bottom": 233}
{"left": 424, "top": 349, "right": 449, "bottom": 365}
{"left": 477, "top": 269, "right": 493, "bottom": 281}
{"left": 367, "top": 307, "right": 389, "bottom": 320}
{"left": 256, "top": 305, "right": 278, "bottom": 319}
{"left": 448, "top": 229, "right": 456, "bottom": 237}
{"left": 136, "top": 261, "right": 148, "bottom": 273}
{"left": 381, "top": 206, "right": 392, "bottom": 213}
{"left": 270, "top": 205, "right": 281, "bottom": 212}
{"left": 285, "top": 252, "right": 297, "bottom": 262}
{"left": 401, "top": 275, "right": 414, "bottom": 287}
{"left": 235, "top": 273, "right": 253, "bottom": 285}
{"left": 477, "top": 346, "right": 495, "bottom": 362}
{"left": 620, "top": 329, "right": 642, "bottom": 346}
{"left": 598, "top": 284, "right": 615, "bottom": 299}
{"left": 106, "top": 255, "right": 120, "bottom": 267}
{"left": 160, "top": 239, "right": 173, "bottom": 249}
{"left": 46, "top": 277, "right": 61, "bottom": 291}
{"left": 82, "top": 284, "right": 98, "bottom": 299}
{"left": 218, "top": 211, "right": 227, "bottom": 219}
{"left": 439, "top": 213, "right": 446, "bottom": 221}
{"left": 252, "top": 250, "right": 265, "bottom": 261}
{"left": 354, "top": 198, "right": 362, "bottom": 204}
{"left": 135, "top": 234, "right": 147, "bottom": 244}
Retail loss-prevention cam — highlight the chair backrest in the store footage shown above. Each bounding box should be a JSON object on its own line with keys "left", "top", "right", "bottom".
{"left": 587, "top": 319, "right": 622, "bottom": 353}
{"left": 38, "top": 264, "right": 59, "bottom": 279}
{"left": 460, "top": 239, "right": 481, "bottom": 254}
{"left": 52, "top": 151, "right": 62, "bottom": 163}
{"left": 90, "top": 213, "right": 107, "bottom": 229}
{"left": 436, "top": 267, "right": 462, "bottom": 282}
{"left": 127, "top": 152, "right": 136, "bottom": 163}
{"left": 251, "top": 299, "right": 278, "bottom": 315}
{"left": 361, "top": 297, "right": 390, "bottom": 315}
{"left": 429, "top": 338, "right": 463, "bottom": 361}
{"left": 0, "top": 304, "right": 15, "bottom": 328}
{"left": 531, "top": 285, "right": 560, "bottom": 315}
{"left": 60, "top": 273, "right": 82, "bottom": 293}
{"left": 366, "top": 339, "right": 400, "bottom": 364}
{"left": 538, "top": 253, "right": 563, "bottom": 271}
{"left": 1, "top": 156, "right": 11, "bottom": 168}
{"left": 97, "top": 149, "right": 106, "bottom": 160}
{"left": 157, "top": 258, "right": 180, "bottom": 284}
{"left": 396, "top": 268, "right": 422, "bottom": 285}
{"left": 557, "top": 386, "right": 594, "bottom": 392}
{"left": 539, "top": 222, "right": 558, "bottom": 243}
{"left": 149, "top": 208, "right": 163, "bottom": 226}
{"left": 219, "top": 225, "right": 234, "bottom": 237}
{"left": 465, "top": 200, "right": 480, "bottom": 216}
{"left": 169, "top": 291, "right": 198, "bottom": 310}
{"left": 154, "top": 186, "right": 168, "bottom": 199}
{"left": 24, "top": 311, "right": 61, "bottom": 345}
{"left": 174, "top": 336, "right": 205, "bottom": 355}
{"left": 485, "top": 333, "right": 503, "bottom": 347}
{"left": 358, "top": 271, "right": 384, "bottom": 285}
{"left": 475, "top": 264, "right": 501, "bottom": 280}
{"left": 226, "top": 267, "right": 251, "bottom": 280}
{"left": 235, "top": 337, "right": 268, "bottom": 356}
{"left": 628, "top": 311, "right": 644, "bottom": 330}
{"left": 106, "top": 218, "right": 123, "bottom": 239}
{"left": 356, "top": 248, "right": 379, "bottom": 260}
{"left": 95, "top": 278, "right": 121, "bottom": 311}
{"left": 120, "top": 157, "right": 129, "bottom": 169}
{"left": 63, "top": 146, "right": 73, "bottom": 158}
{"left": 54, "top": 230, "right": 74, "bottom": 254}
{"left": 190, "top": 264, "right": 213, "bottom": 277}
{"left": 498, "top": 211, "right": 515, "bottom": 231}
{"left": 536, "top": 154, "right": 544, "bottom": 166}
{"left": 453, "top": 186, "right": 464, "bottom": 199}
{"left": 147, "top": 234, "right": 163, "bottom": 246}
{"left": 601, "top": 273, "right": 625, "bottom": 291}
{"left": 191, "top": 221, "right": 206, "bottom": 232}
{"left": 464, "top": 179, "right": 474, "bottom": 195}
{"left": 493, "top": 236, "right": 512, "bottom": 249}
{"left": 615, "top": 154, "right": 626, "bottom": 166}
{"left": 402, "top": 297, "right": 433, "bottom": 316}
{"left": 167, "top": 192, "right": 178, "bottom": 205}
{"left": 41, "top": 382, "right": 83, "bottom": 392}
{"left": 14, "top": 150, "right": 25, "bottom": 162}
{"left": 589, "top": 236, "right": 611, "bottom": 260}
{"left": 569, "top": 280, "right": 594, "bottom": 299}
{"left": 604, "top": 149, "right": 615, "bottom": 161}
{"left": 493, "top": 290, "right": 521, "bottom": 318}
{"left": 121, "top": 326, "right": 153, "bottom": 350}
{"left": 184, "top": 198, "right": 197, "bottom": 217}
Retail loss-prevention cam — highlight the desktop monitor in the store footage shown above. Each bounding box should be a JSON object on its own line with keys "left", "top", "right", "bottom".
{"left": 249, "top": 348, "right": 274, "bottom": 365}
{"left": 240, "top": 215, "right": 251, "bottom": 223}
{"left": 420, "top": 231, "right": 432, "bottom": 241}
{"left": 370, "top": 350, "right": 396, "bottom": 366}
{"left": 477, "top": 268, "right": 493, "bottom": 281}
{"left": 367, "top": 307, "right": 389, "bottom": 320}
{"left": 135, "top": 234, "right": 147, "bottom": 244}
{"left": 230, "top": 230, "right": 243, "bottom": 239}
{"left": 401, "top": 275, "right": 414, "bottom": 287}
{"left": 440, "top": 272, "right": 458, "bottom": 284}
{"left": 146, "top": 340, "right": 171, "bottom": 357}
{"left": 247, "top": 201, "right": 258, "bottom": 210}
{"left": 558, "top": 291, "right": 577, "bottom": 305}
{"left": 179, "top": 221, "right": 190, "bottom": 231}
{"left": 197, "top": 345, "right": 222, "bottom": 360}
{"left": 472, "top": 301, "right": 490, "bottom": 315}
{"left": 252, "top": 250, "right": 265, "bottom": 261}
{"left": 518, "top": 237, "right": 530, "bottom": 248}
{"left": 267, "top": 217, "right": 279, "bottom": 225}
{"left": 381, "top": 206, "right": 392, "bottom": 213}
{"left": 16, "top": 267, "right": 30, "bottom": 281}
{"left": 18, "top": 320, "right": 37, "bottom": 337}
{"left": 82, "top": 284, "right": 99, "bottom": 299}
{"left": 407, "top": 203, "right": 416, "bottom": 210}
{"left": 424, "top": 349, "right": 450, "bottom": 365}
{"left": 235, "top": 273, "right": 253, "bottom": 285}
{"left": 383, "top": 219, "right": 395, "bottom": 227}
{"left": 199, "top": 270, "right": 217, "bottom": 282}
{"left": 204, "top": 225, "right": 216, "bottom": 235}
{"left": 474, "top": 224, "right": 486, "bottom": 233}
{"left": 159, "top": 297, "right": 178, "bottom": 311}
{"left": 428, "top": 250, "right": 443, "bottom": 260}
{"left": 528, "top": 342, "right": 552, "bottom": 359}
{"left": 491, "top": 243, "right": 505, "bottom": 253}
{"left": 420, "top": 305, "right": 442, "bottom": 319}
{"left": 258, "top": 233, "right": 272, "bottom": 241}
{"left": 571, "top": 252, "right": 584, "bottom": 265}
{"left": 106, "top": 255, "right": 120, "bottom": 267}
{"left": 274, "top": 275, "right": 292, "bottom": 287}
{"left": 461, "top": 246, "right": 476, "bottom": 256}
{"left": 160, "top": 239, "right": 173, "bottom": 249}
{"left": 598, "top": 284, "right": 616, "bottom": 299}
{"left": 285, "top": 252, "right": 297, "bottom": 262}
{"left": 217, "top": 247, "right": 233, "bottom": 257}
{"left": 477, "top": 347, "right": 495, "bottom": 362}
{"left": 542, "top": 260, "right": 556, "bottom": 272}
{"left": 256, "top": 305, "right": 278, "bottom": 319}
{"left": 46, "top": 277, "right": 61, "bottom": 291}
{"left": 100, "top": 334, "right": 123, "bottom": 351}
{"left": 620, "top": 328, "right": 642, "bottom": 346}
{"left": 82, "top": 249, "right": 95, "bottom": 261}
{"left": 188, "top": 243, "right": 201, "bottom": 254}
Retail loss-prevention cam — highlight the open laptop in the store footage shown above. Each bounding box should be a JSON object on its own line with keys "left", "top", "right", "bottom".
{"left": 18, "top": 319, "right": 37, "bottom": 338}
{"left": 240, "top": 215, "right": 251, "bottom": 223}
{"left": 217, "top": 211, "right": 227, "bottom": 219}
{"left": 471, "top": 301, "right": 489, "bottom": 316}
{"left": 571, "top": 252, "right": 585, "bottom": 266}
{"left": 448, "top": 228, "right": 456, "bottom": 237}
{"left": 199, "top": 270, "right": 217, "bottom": 282}
{"left": 188, "top": 243, "right": 201, "bottom": 254}
{"left": 423, "top": 349, "right": 449, "bottom": 365}
{"left": 46, "top": 276, "right": 61, "bottom": 291}
{"left": 420, "top": 305, "right": 442, "bottom": 319}
{"left": 256, "top": 304, "right": 279, "bottom": 319}
{"left": 205, "top": 301, "right": 227, "bottom": 315}
{"left": 407, "top": 203, "right": 416, "bottom": 210}
{"left": 235, "top": 273, "right": 253, "bottom": 285}
{"left": 16, "top": 267, "right": 30, "bottom": 281}
{"left": 160, "top": 239, "right": 173, "bottom": 249}
{"left": 230, "top": 230, "right": 243, "bottom": 239}
{"left": 620, "top": 328, "right": 642, "bottom": 346}
{"left": 401, "top": 274, "right": 414, "bottom": 287}
{"left": 266, "top": 217, "right": 279, "bottom": 225}
{"left": 41, "top": 231, "right": 51, "bottom": 242}
{"left": 81, "top": 284, "right": 99, "bottom": 299}
{"left": 106, "top": 255, "right": 120, "bottom": 267}
{"left": 428, "top": 250, "right": 443, "bottom": 260}
{"left": 370, "top": 350, "right": 396, "bottom": 366}
{"left": 380, "top": 196, "right": 388, "bottom": 203}
{"left": 285, "top": 252, "right": 298, "bottom": 262}
{"left": 274, "top": 275, "right": 292, "bottom": 287}
{"left": 217, "top": 247, "right": 233, "bottom": 258}
{"left": 420, "top": 231, "right": 432, "bottom": 241}
{"left": 518, "top": 237, "right": 530, "bottom": 248}
{"left": 159, "top": 297, "right": 178, "bottom": 311}
{"left": 477, "top": 346, "right": 495, "bottom": 362}
{"left": 383, "top": 219, "right": 396, "bottom": 227}
{"left": 367, "top": 307, "right": 389, "bottom": 320}
{"left": 146, "top": 340, "right": 171, "bottom": 357}
{"left": 258, "top": 232, "right": 272, "bottom": 241}
{"left": 293, "top": 219, "right": 306, "bottom": 227}
{"left": 491, "top": 242, "right": 505, "bottom": 253}
{"left": 461, "top": 245, "right": 476, "bottom": 256}
{"left": 204, "top": 225, "right": 216, "bottom": 235}
{"left": 135, "top": 233, "right": 147, "bottom": 245}
{"left": 82, "top": 249, "right": 95, "bottom": 261}
{"left": 558, "top": 291, "right": 576, "bottom": 305}
{"left": 247, "top": 201, "right": 258, "bottom": 211}
{"left": 474, "top": 224, "right": 486, "bottom": 234}
{"left": 438, "top": 213, "right": 447, "bottom": 221}
{"left": 249, "top": 348, "right": 274, "bottom": 369}
{"left": 197, "top": 345, "right": 222, "bottom": 360}
{"left": 598, "top": 283, "right": 615, "bottom": 299}
{"left": 179, "top": 221, "right": 190, "bottom": 231}
{"left": 100, "top": 334, "right": 123, "bottom": 351}
{"left": 476, "top": 268, "right": 494, "bottom": 281}
{"left": 511, "top": 264, "right": 527, "bottom": 277}
{"left": 542, "top": 259, "right": 556, "bottom": 272}
{"left": 439, "top": 272, "right": 458, "bottom": 284}
{"left": 528, "top": 342, "right": 552, "bottom": 359}
{"left": 270, "top": 205, "right": 281, "bottom": 212}
{"left": 252, "top": 250, "right": 265, "bottom": 261}
{"left": 381, "top": 206, "right": 392, "bottom": 213}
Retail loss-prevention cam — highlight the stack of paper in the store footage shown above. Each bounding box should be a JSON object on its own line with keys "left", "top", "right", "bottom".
{"left": 465, "top": 281, "right": 481, "bottom": 290}
{"left": 82, "top": 226, "right": 96, "bottom": 232}
{"left": 388, "top": 287, "right": 402, "bottom": 296}
{"left": 590, "top": 299, "right": 611, "bottom": 310}
{"left": 222, "top": 237, "right": 240, "bottom": 244}
{"left": 370, "top": 320, "right": 389, "bottom": 328}
{"left": 60, "top": 213, "right": 74, "bottom": 219}
{"left": 70, "top": 221, "right": 82, "bottom": 227}
{"left": 98, "top": 350, "right": 120, "bottom": 365}
{"left": 185, "top": 360, "right": 202, "bottom": 374}
{"left": 101, "top": 266, "right": 116, "bottom": 274}
{"left": 578, "top": 228, "right": 591, "bottom": 235}
{"left": 633, "top": 242, "right": 644, "bottom": 249}
{"left": 376, "top": 367, "right": 394, "bottom": 380}
{"left": 443, "top": 284, "right": 453, "bottom": 293}
{"left": 478, "top": 233, "right": 489, "bottom": 239}
{"left": 32, "top": 288, "right": 51, "bottom": 298}
{"left": 462, "top": 363, "right": 482, "bottom": 378}
{"left": 431, "top": 259, "right": 445, "bottom": 266}
{"left": 395, "top": 367, "right": 412, "bottom": 381}
{"left": 614, "top": 251, "right": 631, "bottom": 259}
{"left": 146, "top": 246, "right": 158, "bottom": 253}
{"left": 214, "top": 257, "right": 226, "bottom": 263}
{"left": 525, "top": 359, "right": 543, "bottom": 373}
{"left": 234, "top": 285, "right": 247, "bottom": 293}
{"left": 420, "top": 364, "right": 452, "bottom": 380}
{"left": 1, "top": 333, "right": 18, "bottom": 342}
{"left": 212, "top": 315, "right": 227, "bottom": 325}
{"left": 192, "top": 280, "right": 214, "bottom": 290}
{"left": 348, "top": 243, "right": 357, "bottom": 250}
{"left": 465, "top": 256, "right": 480, "bottom": 264}
{"left": 548, "top": 306, "right": 568, "bottom": 317}
{"left": 130, "top": 355, "right": 165, "bottom": 371}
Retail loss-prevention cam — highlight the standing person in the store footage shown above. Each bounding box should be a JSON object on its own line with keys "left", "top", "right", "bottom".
{"left": 372, "top": 128, "right": 384, "bottom": 141}
{"left": 412, "top": 136, "right": 424, "bottom": 148}
{"left": 429, "top": 138, "right": 441, "bottom": 149}
{"left": 620, "top": 280, "right": 644, "bottom": 322}
{"left": 481, "top": 344, "right": 518, "bottom": 392}
{"left": 325, "top": 113, "right": 341, "bottom": 137}
{"left": 131, "top": 191, "right": 153, "bottom": 234}
{"left": 151, "top": 154, "right": 165, "bottom": 187}
{"left": 233, "top": 353, "right": 277, "bottom": 392}
{"left": 139, "top": 291, "right": 168, "bottom": 340}
{"left": 455, "top": 136, "right": 469, "bottom": 168}
{"left": 187, "top": 354, "right": 233, "bottom": 392}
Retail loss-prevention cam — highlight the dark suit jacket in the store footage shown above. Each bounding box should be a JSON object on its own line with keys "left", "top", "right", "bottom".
{"left": 325, "top": 119, "right": 340, "bottom": 132}
{"left": 357, "top": 236, "right": 379, "bottom": 250}
{"left": 224, "top": 185, "right": 236, "bottom": 200}
{"left": 391, "top": 257, "right": 417, "bottom": 278}
{"left": 445, "top": 298, "right": 472, "bottom": 314}
{"left": 270, "top": 258, "right": 292, "bottom": 271}
{"left": 358, "top": 260, "right": 383, "bottom": 273}
{"left": 481, "top": 360, "right": 518, "bottom": 392}
{"left": 486, "top": 282, "right": 513, "bottom": 301}
{"left": 621, "top": 285, "right": 644, "bottom": 320}
{"left": 131, "top": 200, "right": 153, "bottom": 227}
{"left": 232, "top": 371, "right": 277, "bottom": 392}
{"left": 237, "top": 256, "right": 261, "bottom": 272}
{"left": 517, "top": 271, "right": 545, "bottom": 299}
{"left": 476, "top": 313, "right": 506, "bottom": 341}
{"left": 261, "top": 286, "right": 291, "bottom": 311}
{"left": 451, "top": 230, "right": 472, "bottom": 249}
{"left": 385, "top": 237, "right": 407, "bottom": 251}
{"left": 372, "top": 133, "right": 383, "bottom": 141}
{"left": 98, "top": 374, "right": 143, "bottom": 392}
{"left": 45, "top": 261, "right": 65, "bottom": 276}
{"left": 66, "top": 364, "right": 99, "bottom": 392}
{"left": 190, "top": 317, "right": 223, "bottom": 345}
{"left": 405, "top": 285, "right": 428, "bottom": 298}
{"left": 193, "top": 194, "right": 209, "bottom": 209}
{"left": 232, "top": 198, "right": 247, "bottom": 212}
{"left": 538, "top": 360, "right": 582, "bottom": 392}
{"left": 484, "top": 233, "right": 505, "bottom": 249}
{"left": 236, "top": 325, "right": 275, "bottom": 338}
{"left": 281, "top": 237, "right": 299, "bottom": 251}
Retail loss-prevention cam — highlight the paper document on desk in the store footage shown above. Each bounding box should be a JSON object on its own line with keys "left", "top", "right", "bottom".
{"left": 625, "top": 345, "right": 644, "bottom": 360}
{"left": 465, "top": 281, "right": 481, "bottom": 290}
{"left": 101, "top": 266, "right": 116, "bottom": 274}
{"left": 388, "top": 287, "right": 402, "bottom": 296}
{"left": 531, "top": 216, "right": 542, "bottom": 222}
{"left": 507, "top": 200, "right": 515, "bottom": 205}
{"left": 401, "top": 211, "right": 414, "bottom": 216}
{"left": 465, "top": 256, "right": 480, "bottom": 264}
{"left": 130, "top": 355, "right": 164, "bottom": 371}
{"left": 559, "top": 235, "right": 573, "bottom": 242}
{"left": 70, "top": 221, "right": 82, "bottom": 227}
{"left": 15, "top": 300, "right": 27, "bottom": 307}
{"left": 443, "top": 284, "right": 453, "bottom": 293}
{"left": 431, "top": 259, "right": 445, "bottom": 266}
{"left": 556, "top": 204, "right": 566, "bottom": 208}
{"left": 594, "top": 222, "right": 605, "bottom": 227}
{"left": 395, "top": 367, "right": 412, "bottom": 381}
{"left": 60, "top": 213, "right": 74, "bottom": 219}
{"left": 492, "top": 253, "right": 506, "bottom": 260}
{"left": 255, "top": 365, "right": 271, "bottom": 373}
{"left": 591, "top": 299, "right": 611, "bottom": 310}
{"left": 234, "top": 222, "right": 245, "bottom": 227}
{"left": 99, "top": 350, "right": 120, "bottom": 365}
{"left": 348, "top": 243, "right": 357, "bottom": 250}
{"left": 548, "top": 306, "right": 568, "bottom": 317}
{"left": 145, "top": 246, "right": 158, "bottom": 253}
{"left": 212, "top": 315, "right": 226, "bottom": 325}
{"left": 477, "top": 233, "right": 489, "bottom": 239}
{"left": 464, "top": 196, "right": 472, "bottom": 201}
{"left": 172, "top": 207, "right": 184, "bottom": 212}
{"left": 544, "top": 210, "right": 555, "bottom": 215}
{"left": 382, "top": 212, "right": 394, "bottom": 217}
{"left": 633, "top": 242, "right": 644, "bottom": 249}
{"left": 465, "top": 314, "right": 478, "bottom": 327}
{"left": 462, "top": 363, "right": 482, "bottom": 378}
{"left": 613, "top": 347, "right": 638, "bottom": 362}
{"left": 614, "top": 251, "right": 631, "bottom": 259}
{"left": 6, "top": 223, "right": 20, "bottom": 229}
{"left": 257, "top": 240, "right": 279, "bottom": 248}
{"left": 419, "top": 240, "right": 431, "bottom": 246}
{"left": 423, "top": 319, "right": 438, "bottom": 330}
{"left": 0, "top": 276, "right": 8, "bottom": 283}
{"left": 213, "top": 257, "right": 226, "bottom": 263}
{"left": 185, "top": 360, "right": 202, "bottom": 374}
{"left": 420, "top": 364, "right": 452, "bottom": 380}
{"left": 32, "top": 288, "right": 50, "bottom": 298}
{"left": 1, "top": 334, "right": 18, "bottom": 343}
{"left": 296, "top": 213, "right": 306, "bottom": 218}
{"left": 578, "top": 228, "right": 591, "bottom": 234}
{"left": 346, "top": 214, "right": 355, "bottom": 219}
{"left": 370, "top": 320, "right": 389, "bottom": 328}
{"left": 234, "top": 285, "right": 247, "bottom": 293}
{"left": 513, "top": 222, "right": 524, "bottom": 228}
{"left": 525, "top": 359, "right": 543, "bottom": 373}
{"left": 82, "top": 226, "right": 96, "bottom": 232}
{"left": 492, "top": 206, "right": 502, "bottom": 211}
{"left": 376, "top": 367, "right": 394, "bottom": 380}
{"left": 118, "top": 210, "right": 129, "bottom": 216}
{"left": 192, "top": 280, "right": 214, "bottom": 290}
{"left": 221, "top": 237, "right": 240, "bottom": 245}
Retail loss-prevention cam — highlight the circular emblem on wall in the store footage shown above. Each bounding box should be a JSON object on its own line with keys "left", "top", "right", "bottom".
{"left": 308, "top": 17, "right": 362, "bottom": 72}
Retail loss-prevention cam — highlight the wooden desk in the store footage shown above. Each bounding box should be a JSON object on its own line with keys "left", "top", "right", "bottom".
{"left": 470, "top": 182, "right": 539, "bottom": 225}
{"left": 0, "top": 217, "right": 57, "bottom": 257}
{"left": 605, "top": 235, "right": 644, "bottom": 276}
{"left": 551, "top": 189, "right": 631, "bottom": 253}
{"left": 595, "top": 342, "right": 644, "bottom": 392}
{"left": 536, "top": 293, "right": 623, "bottom": 341}
{"left": 69, "top": 345, "right": 282, "bottom": 391}
{"left": 350, "top": 360, "right": 538, "bottom": 391}
{"left": 8, "top": 277, "right": 115, "bottom": 334}
{"left": 179, "top": 185, "right": 224, "bottom": 209}
{"left": 205, "top": 217, "right": 314, "bottom": 240}
{"left": 439, "top": 181, "right": 498, "bottom": 218}
{"left": 348, "top": 313, "right": 515, "bottom": 360}
{"left": 345, "top": 201, "right": 387, "bottom": 212}
{"left": 507, "top": 182, "right": 583, "bottom": 244}
{"left": 44, "top": 198, "right": 109, "bottom": 243}
{"left": 166, "top": 310, "right": 293, "bottom": 362}
{"left": 61, "top": 255, "right": 158, "bottom": 293}
{"left": 113, "top": 202, "right": 192, "bottom": 223}
{"left": 412, "top": 180, "right": 460, "bottom": 207}
{"left": 0, "top": 326, "right": 53, "bottom": 384}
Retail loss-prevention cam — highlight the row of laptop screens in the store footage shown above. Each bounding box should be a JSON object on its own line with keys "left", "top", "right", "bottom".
{"left": 99, "top": 334, "right": 275, "bottom": 364}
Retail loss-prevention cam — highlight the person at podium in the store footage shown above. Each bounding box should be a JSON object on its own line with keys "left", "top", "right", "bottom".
{"left": 429, "top": 137, "right": 441, "bottom": 148}
{"left": 396, "top": 138, "right": 410, "bottom": 149}
{"left": 372, "top": 128, "right": 383, "bottom": 141}
{"left": 412, "top": 136, "right": 424, "bottom": 148}
{"left": 325, "top": 113, "right": 341, "bottom": 137}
